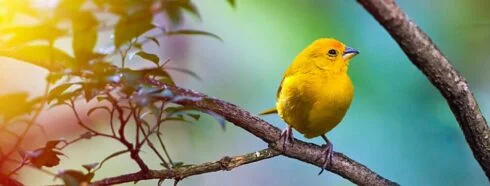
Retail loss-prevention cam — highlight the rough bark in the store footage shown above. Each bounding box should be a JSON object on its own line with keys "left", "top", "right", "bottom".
{"left": 357, "top": 0, "right": 490, "bottom": 180}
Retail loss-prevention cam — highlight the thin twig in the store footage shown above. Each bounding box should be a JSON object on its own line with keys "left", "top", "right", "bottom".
{"left": 91, "top": 148, "right": 280, "bottom": 186}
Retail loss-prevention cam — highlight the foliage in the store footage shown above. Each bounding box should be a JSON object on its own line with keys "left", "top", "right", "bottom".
{"left": 0, "top": 0, "right": 234, "bottom": 185}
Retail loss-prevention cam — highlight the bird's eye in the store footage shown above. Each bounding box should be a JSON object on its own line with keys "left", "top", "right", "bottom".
{"left": 327, "top": 49, "right": 337, "bottom": 57}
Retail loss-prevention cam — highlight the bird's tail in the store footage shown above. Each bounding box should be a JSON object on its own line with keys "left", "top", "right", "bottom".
{"left": 259, "top": 107, "right": 278, "bottom": 115}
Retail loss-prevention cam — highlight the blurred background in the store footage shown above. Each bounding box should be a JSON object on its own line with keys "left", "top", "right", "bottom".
{"left": 1, "top": 0, "right": 490, "bottom": 185}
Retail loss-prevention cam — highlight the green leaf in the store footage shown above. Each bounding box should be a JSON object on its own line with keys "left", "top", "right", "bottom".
{"left": 46, "top": 73, "right": 65, "bottom": 84}
{"left": 166, "top": 67, "right": 201, "bottom": 80}
{"left": 0, "top": 92, "right": 32, "bottom": 120}
{"left": 94, "top": 150, "right": 130, "bottom": 172}
{"left": 72, "top": 11, "right": 99, "bottom": 63}
{"left": 48, "top": 84, "right": 74, "bottom": 103}
{"left": 227, "top": 0, "right": 236, "bottom": 8}
{"left": 0, "top": 45, "right": 74, "bottom": 71}
{"left": 83, "top": 82, "right": 98, "bottom": 102}
{"left": 187, "top": 113, "right": 201, "bottom": 121}
{"left": 136, "top": 51, "right": 160, "bottom": 65}
{"left": 146, "top": 36, "right": 160, "bottom": 47}
{"left": 166, "top": 30, "right": 222, "bottom": 41}
{"left": 114, "top": 10, "right": 155, "bottom": 47}
{"left": 1, "top": 24, "right": 67, "bottom": 46}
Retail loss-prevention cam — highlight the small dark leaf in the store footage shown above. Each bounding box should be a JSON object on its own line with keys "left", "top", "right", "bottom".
{"left": 227, "top": 0, "right": 236, "bottom": 8}
{"left": 94, "top": 150, "right": 130, "bottom": 172}
{"left": 45, "top": 140, "right": 62, "bottom": 149}
{"left": 28, "top": 148, "right": 63, "bottom": 168}
{"left": 146, "top": 36, "right": 160, "bottom": 47}
{"left": 166, "top": 30, "right": 222, "bottom": 41}
{"left": 166, "top": 67, "right": 201, "bottom": 80}
{"left": 187, "top": 113, "right": 200, "bottom": 121}
{"left": 48, "top": 84, "right": 74, "bottom": 103}
{"left": 82, "top": 162, "right": 99, "bottom": 172}
{"left": 172, "top": 162, "right": 184, "bottom": 168}
{"left": 136, "top": 51, "right": 160, "bottom": 65}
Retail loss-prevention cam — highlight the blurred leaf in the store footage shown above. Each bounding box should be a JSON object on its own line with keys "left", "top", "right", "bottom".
{"left": 1, "top": 23, "right": 66, "bottom": 46}
{"left": 0, "top": 45, "right": 74, "bottom": 71}
{"left": 146, "top": 36, "right": 160, "bottom": 47}
{"left": 28, "top": 141, "right": 64, "bottom": 168}
{"left": 83, "top": 82, "right": 98, "bottom": 102}
{"left": 48, "top": 84, "right": 74, "bottom": 103}
{"left": 187, "top": 113, "right": 200, "bottom": 121}
{"left": 52, "top": 88, "right": 82, "bottom": 106}
{"left": 0, "top": 173, "right": 23, "bottom": 186}
{"left": 71, "top": 11, "right": 99, "bottom": 63}
{"left": 57, "top": 170, "right": 94, "bottom": 186}
{"left": 114, "top": 10, "right": 155, "bottom": 47}
{"left": 161, "top": 0, "right": 201, "bottom": 25}
{"left": 45, "top": 140, "right": 62, "bottom": 149}
{"left": 166, "top": 67, "right": 201, "bottom": 80}
{"left": 46, "top": 73, "right": 65, "bottom": 84}
{"left": 166, "top": 30, "right": 222, "bottom": 41}
{"left": 227, "top": 0, "right": 236, "bottom": 8}
{"left": 136, "top": 51, "right": 160, "bottom": 65}
{"left": 0, "top": 92, "right": 36, "bottom": 120}
{"left": 55, "top": 0, "right": 85, "bottom": 16}
{"left": 94, "top": 150, "right": 130, "bottom": 172}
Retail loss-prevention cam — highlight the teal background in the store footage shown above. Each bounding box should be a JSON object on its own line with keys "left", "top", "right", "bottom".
{"left": 7, "top": 0, "right": 490, "bottom": 185}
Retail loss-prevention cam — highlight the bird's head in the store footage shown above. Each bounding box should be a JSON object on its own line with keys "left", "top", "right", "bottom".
{"left": 295, "top": 38, "right": 359, "bottom": 74}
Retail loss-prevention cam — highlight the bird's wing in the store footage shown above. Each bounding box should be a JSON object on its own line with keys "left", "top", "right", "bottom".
{"left": 258, "top": 76, "right": 286, "bottom": 116}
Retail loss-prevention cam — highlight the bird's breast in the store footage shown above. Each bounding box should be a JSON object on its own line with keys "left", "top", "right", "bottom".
{"left": 277, "top": 73, "right": 354, "bottom": 138}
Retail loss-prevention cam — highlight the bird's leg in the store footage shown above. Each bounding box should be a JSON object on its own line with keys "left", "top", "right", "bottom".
{"left": 279, "top": 125, "right": 294, "bottom": 151}
{"left": 317, "top": 135, "right": 333, "bottom": 175}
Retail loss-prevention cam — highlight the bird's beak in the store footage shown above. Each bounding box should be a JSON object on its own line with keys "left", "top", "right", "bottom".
{"left": 343, "top": 46, "right": 360, "bottom": 61}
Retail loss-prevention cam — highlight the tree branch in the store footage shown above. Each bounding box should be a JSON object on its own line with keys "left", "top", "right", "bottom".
{"left": 357, "top": 0, "right": 490, "bottom": 180}
{"left": 140, "top": 81, "right": 399, "bottom": 185}
{"left": 91, "top": 148, "right": 280, "bottom": 185}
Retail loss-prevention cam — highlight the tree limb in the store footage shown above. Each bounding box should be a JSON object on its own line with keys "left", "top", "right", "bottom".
{"left": 91, "top": 148, "right": 280, "bottom": 185}
{"left": 139, "top": 81, "right": 399, "bottom": 186}
{"left": 357, "top": 0, "right": 490, "bottom": 180}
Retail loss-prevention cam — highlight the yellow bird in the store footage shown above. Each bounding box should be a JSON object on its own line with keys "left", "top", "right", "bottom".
{"left": 260, "top": 38, "right": 359, "bottom": 174}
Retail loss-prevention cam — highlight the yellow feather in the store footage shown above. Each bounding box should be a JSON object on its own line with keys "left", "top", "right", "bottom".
{"left": 274, "top": 38, "right": 358, "bottom": 139}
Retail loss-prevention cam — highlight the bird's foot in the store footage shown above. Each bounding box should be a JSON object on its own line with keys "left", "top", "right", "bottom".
{"left": 279, "top": 126, "right": 294, "bottom": 151}
{"left": 317, "top": 136, "right": 333, "bottom": 175}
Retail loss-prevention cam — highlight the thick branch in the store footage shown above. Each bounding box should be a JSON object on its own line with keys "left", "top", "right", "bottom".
{"left": 143, "top": 81, "right": 399, "bottom": 185}
{"left": 91, "top": 148, "right": 280, "bottom": 185}
{"left": 357, "top": 0, "right": 490, "bottom": 179}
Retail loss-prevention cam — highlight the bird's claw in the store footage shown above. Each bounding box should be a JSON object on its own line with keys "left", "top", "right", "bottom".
{"left": 317, "top": 141, "right": 333, "bottom": 175}
{"left": 279, "top": 126, "right": 294, "bottom": 151}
